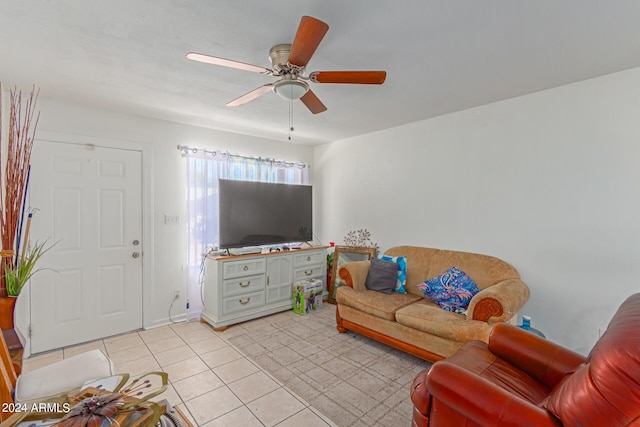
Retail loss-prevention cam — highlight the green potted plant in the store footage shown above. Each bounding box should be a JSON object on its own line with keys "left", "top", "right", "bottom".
{"left": 326, "top": 251, "right": 335, "bottom": 292}
{"left": 3, "top": 240, "right": 53, "bottom": 297}
{"left": 0, "top": 240, "right": 54, "bottom": 330}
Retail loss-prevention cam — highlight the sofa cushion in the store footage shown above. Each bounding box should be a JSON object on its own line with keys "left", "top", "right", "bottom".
{"left": 365, "top": 257, "right": 398, "bottom": 294}
{"left": 378, "top": 254, "right": 407, "bottom": 293}
{"left": 340, "top": 260, "right": 371, "bottom": 291}
{"left": 417, "top": 266, "right": 480, "bottom": 313}
{"left": 395, "top": 299, "right": 491, "bottom": 342}
{"left": 336, "top": 285, "right": 422, "bottom": 321}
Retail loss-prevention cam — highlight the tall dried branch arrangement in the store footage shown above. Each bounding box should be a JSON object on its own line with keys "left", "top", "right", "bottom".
{"left": 0, "top": 86, "right": 40, "bottom": 297}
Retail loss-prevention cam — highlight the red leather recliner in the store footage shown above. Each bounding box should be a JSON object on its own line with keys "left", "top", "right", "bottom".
{"left": 411, "top": 293, "right": 640, "bottom": 427}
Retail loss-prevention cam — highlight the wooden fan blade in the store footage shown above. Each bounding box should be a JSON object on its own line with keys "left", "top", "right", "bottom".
{"left": 300, "top": 89, "right": 327, "bottom": 114}
{"left": 227, "top": 84, "right": 273, "bottom": 107}
{"left": 186, "top": 52, "right": 272, "bottom": 75}
{"left": 288, "top": 16, "right": 329, "bottom": 67}
{"left": 309, "top": 71, "right": 387, "bottom": 84}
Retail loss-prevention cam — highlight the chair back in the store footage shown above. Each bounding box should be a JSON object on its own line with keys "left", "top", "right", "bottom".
{"left": 541, "top": 293, "right": 640, "bottom": 426}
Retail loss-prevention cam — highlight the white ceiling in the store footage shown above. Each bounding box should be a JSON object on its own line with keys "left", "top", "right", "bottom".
{"left": 1, "top": 1, "right": 640, "bottom": 145}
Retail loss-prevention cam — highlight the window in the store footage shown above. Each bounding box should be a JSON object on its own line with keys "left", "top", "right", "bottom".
{"left": 182, "top": 147, "right": 309, "bottom": 318}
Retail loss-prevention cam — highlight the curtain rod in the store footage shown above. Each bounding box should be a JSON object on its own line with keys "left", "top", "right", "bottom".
{"left": 176, "top": 145, "right": 308, "bottom": 168}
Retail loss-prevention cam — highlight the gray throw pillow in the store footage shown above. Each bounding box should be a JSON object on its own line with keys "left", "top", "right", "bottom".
{"left": 365, "top": 257, "right": 398, "bottom": 294}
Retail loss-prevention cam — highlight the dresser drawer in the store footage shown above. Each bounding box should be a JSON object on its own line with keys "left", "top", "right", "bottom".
{"left": 222, "top": 291, "right": 265, "bottom": 315}
{"left": 222, "top": 274, "right": 265, "bottom": 297}
{"left": 222, "top": 257, "right": 266, "bottom": 279}
{"left": 293, "top": 265, "right": 323, "bottom": 282}
{"left": 293, "top": 250, "right": 325, "bottom": 267}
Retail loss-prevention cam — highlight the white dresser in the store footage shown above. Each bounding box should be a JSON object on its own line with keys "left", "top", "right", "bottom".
{"left": 201, "top": 246, "right": 327, "bottom": 330}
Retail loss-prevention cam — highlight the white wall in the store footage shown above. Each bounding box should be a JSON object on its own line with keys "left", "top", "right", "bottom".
{"left": 314, "top": 67, "right": 640, "bottom": 354}
{"left": 9, "top": 95, "right": 314, "bottom": 352}
{"left": 8, "top": 66, "right": 640, "bottom": 355}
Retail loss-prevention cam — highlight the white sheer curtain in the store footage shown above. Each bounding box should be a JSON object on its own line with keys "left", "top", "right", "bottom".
{"left": 182, "top": 146, "right": 309, "bottom": 319}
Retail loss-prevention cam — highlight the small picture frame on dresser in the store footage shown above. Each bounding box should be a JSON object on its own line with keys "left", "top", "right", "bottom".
{"left": 328, "top": 246, "right": 377, "bottom": 304}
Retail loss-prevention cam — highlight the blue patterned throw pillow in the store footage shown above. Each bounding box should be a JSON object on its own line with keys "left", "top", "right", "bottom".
{"left": 378, "top": 254, "right": 407, "bottom": 293}
{"left": 416, "top": 267, "right": 480, "bottom": 314}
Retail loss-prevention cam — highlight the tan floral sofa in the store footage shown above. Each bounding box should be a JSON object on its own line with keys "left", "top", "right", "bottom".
{"left": 335, "top": 246, "right": 530, "bottom": 362}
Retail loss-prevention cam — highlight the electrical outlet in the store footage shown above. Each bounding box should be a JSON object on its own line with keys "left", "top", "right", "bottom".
{"left": 173, "top": 289, "right": 181, "bottom": 299}
{"left": 165, "top": 215, "right": 180, "bottom": 225}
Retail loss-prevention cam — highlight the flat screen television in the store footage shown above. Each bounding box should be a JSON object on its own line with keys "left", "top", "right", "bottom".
{"left": 218, "top": 179, "right": 312, "bottom": 249}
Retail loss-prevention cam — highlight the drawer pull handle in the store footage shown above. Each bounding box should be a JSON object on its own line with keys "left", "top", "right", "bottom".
{"left": 239, "top": 281, "right": 250, "bottom": 288}
{"left": 267, "top": 276, "right": 270, "bottom": 286}
{"left": 243, "top": 265, "right": 249, "bottom": 271}
{"left": 306, "top": 256, "right": 311, "bottom": 262}
{"left": 305, "top": 270, "right": 313, "bottom": 276}
{"left": 239, "top": 297, "right": 251, "bottom": 305}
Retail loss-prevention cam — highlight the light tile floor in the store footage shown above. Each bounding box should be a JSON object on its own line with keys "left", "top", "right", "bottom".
{"left": 23, "top": 316, "right": 336, "bottom": 427}
{"left": 224, "top": 305, "right": 428, "bottom": 427}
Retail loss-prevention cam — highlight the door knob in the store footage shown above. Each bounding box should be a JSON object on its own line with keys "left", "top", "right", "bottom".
{"left": 133, "top": 240, "right": 140, "bottom": 246}
{"left": 132, "top": 252, "right": 140, "bottom": 258}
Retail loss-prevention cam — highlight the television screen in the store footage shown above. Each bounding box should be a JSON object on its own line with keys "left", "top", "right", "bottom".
{"left": 218, "top": 179, "right": 312, "bottom": 249}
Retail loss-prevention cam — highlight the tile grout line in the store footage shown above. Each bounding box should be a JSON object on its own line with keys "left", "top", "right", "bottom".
{"left": 206, "top": 325, "right": 323, "bottom": 426}
{"left": 214, "top": 318, "right": 338, "bottom": 427}
{"left": 163, "top": 322, "right": 309, "bottom": 425}
{"left": 26, "top": 315, "right": 341, "bottom": 426}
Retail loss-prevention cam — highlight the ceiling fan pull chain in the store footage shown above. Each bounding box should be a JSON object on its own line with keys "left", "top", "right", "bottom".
{"left": 289, "top": 96, "right": 294, "bottom": 140}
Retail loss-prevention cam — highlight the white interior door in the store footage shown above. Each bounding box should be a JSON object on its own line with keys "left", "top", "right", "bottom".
{"left": 28, "top": 140, "right": 143, "bottom": 353}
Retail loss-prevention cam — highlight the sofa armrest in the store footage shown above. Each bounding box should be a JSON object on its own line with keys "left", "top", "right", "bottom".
{"left": 467, "top": 278, "right": 530, "bottom": 322}
{"left": 427, "top": 361, "right": 562, "bottom": 427}
{"left": 338, "top": 260, "right": 371, "bottom": 291}
{"left": 489, "top": 323, "right": 586, "bottom": 389}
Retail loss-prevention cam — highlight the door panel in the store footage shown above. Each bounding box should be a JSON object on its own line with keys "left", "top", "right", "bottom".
{"left": 99, "top": 265, "right": 126, "bottom": 315}
{"left": 100, "top": 189, "right": 126, "bottom": 247}
{"left": 29, "top": 141, "right": 143, "bottom": 353}
{"left": 266, "top": 256, "right": 293, "bottom": 304}
{"left": 53, "top": 270, "right": 83, "bottom": 322}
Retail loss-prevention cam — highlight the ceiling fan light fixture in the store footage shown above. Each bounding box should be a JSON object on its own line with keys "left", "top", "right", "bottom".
{"left": 273, "top": 79, "right": 309, "bottom": 100}
{"left": 186, "top": 16, "right": 385, "bottom": 115}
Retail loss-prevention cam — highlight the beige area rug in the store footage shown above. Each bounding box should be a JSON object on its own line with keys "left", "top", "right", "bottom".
{"left": 223, "top": 303, "right": 432, "bottom": 427}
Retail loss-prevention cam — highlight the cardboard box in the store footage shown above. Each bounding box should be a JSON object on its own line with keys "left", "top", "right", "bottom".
{"left": 293, "top": 279, "right": 323, "bottom": 315}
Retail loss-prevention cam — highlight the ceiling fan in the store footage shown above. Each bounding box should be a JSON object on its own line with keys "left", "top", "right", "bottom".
{"left": 186, "top": 16, "right": 386, "bottom": 114}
